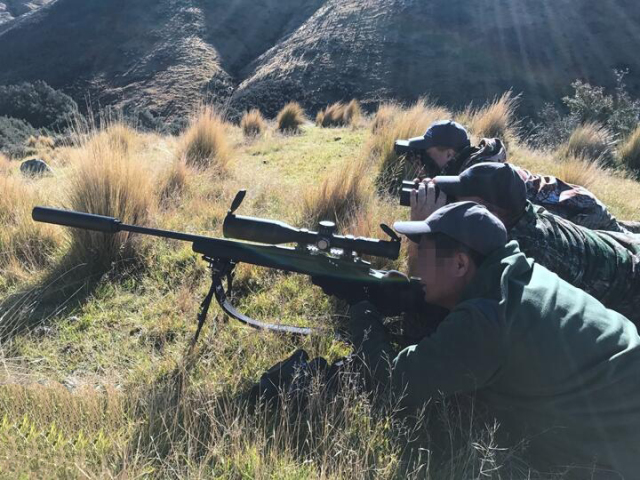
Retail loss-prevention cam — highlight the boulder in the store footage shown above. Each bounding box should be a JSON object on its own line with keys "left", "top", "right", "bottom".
{"left": 20, "top": 158, "right": 52, "bottom": 176}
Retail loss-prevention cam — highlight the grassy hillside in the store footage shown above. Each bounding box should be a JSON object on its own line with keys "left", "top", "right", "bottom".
{"left": 1, "top": 0, "right": 639, "bottom": 120}
{"left": 1, "top": 100, "right": 640, "bottom": 478}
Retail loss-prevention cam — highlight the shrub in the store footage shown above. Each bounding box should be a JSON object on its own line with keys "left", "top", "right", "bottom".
{"left": 466, "top": 91, "right": 519, "bottom": 140}
{"left": 276, "top": 102, "right": 305, "bottom": 133}
{"left": 177, "top": 107, "right": 231, "bottom": 171}
{"left": 367, "top": 99, "right": 450, "bottom": 194}
{"left": 0, "top": 115, "right": 37, "bottom": 158}
{"left": 66, "top": 135, "right": 154, "bottom": 271}
{"left": 240, "top": 109, "right": 266, "bottom": 137}
{"left": 301, "top": 158, "right": 372, "bottom": 231}
{"left": 344, "top": 99, "right": 362, "bottom": 126}
{"left": 618, "top": 125, "right": 640, "bottom": 174}
{"left": 558, "top": 122, "right": 613, "bottom": 163}
{"left": 0, "top": 81, "right": 78, "bottom": 130}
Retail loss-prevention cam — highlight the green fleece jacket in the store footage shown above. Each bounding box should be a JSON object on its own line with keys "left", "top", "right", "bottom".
{"left": 355, "top": 241, "right": 640, "bottom": 477}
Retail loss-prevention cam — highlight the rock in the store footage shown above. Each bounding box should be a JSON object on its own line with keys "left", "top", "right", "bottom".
{"left": 20, "top": 158, "right": 52, "bottom": 176}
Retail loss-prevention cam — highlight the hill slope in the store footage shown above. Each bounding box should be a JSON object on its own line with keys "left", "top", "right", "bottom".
{"left": 1, "top": 0, "right": 639, "bottom": 118}
{"left": 231, "top": 0, "right": 640, "bottom": 116}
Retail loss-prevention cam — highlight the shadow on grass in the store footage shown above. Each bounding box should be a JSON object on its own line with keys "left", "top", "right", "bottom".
{"left": 0, "top": 252, "right": 144, "bottom": 341}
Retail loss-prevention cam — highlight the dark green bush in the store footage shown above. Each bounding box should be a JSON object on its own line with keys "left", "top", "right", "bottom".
{"left": 0, "top": 116, "right": 37, "bottom": 158}
{"left": 529, "top": 70, "right": 640, "bottom": 149}
{"left": 0, "top": 80, "right": 78, "bottom": 131}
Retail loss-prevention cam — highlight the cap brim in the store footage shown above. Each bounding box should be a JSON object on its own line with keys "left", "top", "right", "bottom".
{"left": 434, "top": 176, "right": 466, "bottom": 197}
{"left": 393, "top": 221, "right": 433, "bottom": 244}
{"left": 407, "top": 135, "right": 435, "bottom": 150}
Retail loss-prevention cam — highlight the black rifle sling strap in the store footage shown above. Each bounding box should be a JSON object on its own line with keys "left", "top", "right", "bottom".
{"left": 190, "top": 257, "right": 317, "bottom": 347}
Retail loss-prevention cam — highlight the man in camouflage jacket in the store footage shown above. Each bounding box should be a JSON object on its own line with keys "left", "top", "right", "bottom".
{"left": 398, "top": 120, "right": 639, "bottom": 233}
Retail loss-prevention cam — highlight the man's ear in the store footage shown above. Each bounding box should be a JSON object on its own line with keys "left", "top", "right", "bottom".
{"left": 453, "top": 251, "right": 472, "bottom": 278}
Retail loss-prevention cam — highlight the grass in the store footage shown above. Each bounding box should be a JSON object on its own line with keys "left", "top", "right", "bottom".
{"left": 316, "top": 99, "right": 361, "bottom": 128}
{"left": 241, "top": 108, "right": 267, "bottom": 137}
{"left": 558, "top": 122, "right": 612, "bottom": 163}
{"left": 3, "top": 101, "right": 640, "bottom": 478}
{"left": 618, "top": 125, "right": 640, "bottom": 174}
{"left": 301, "top": 157, "right": 372, "bottom": 230}
{"left": 65, "top": 128, "right": 155, "bottom": 272}
{"left": 177, "top": 106, "right": 232, "bottom": 171}
{"left": 366, "top": 99, "right": 450, "bottom": 193}
{"left": 276, "top": 102, "right": 306, "bottom": 134}
{"left": 458, "top": 91, "right": 519, "bottom": 142}
{"left": 0, "top": 151, "right": 10, "bottom": 175}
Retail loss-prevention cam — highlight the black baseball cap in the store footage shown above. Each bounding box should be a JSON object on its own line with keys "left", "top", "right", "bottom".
{"left": 434, "top": 162, "right": 527, "bottom": 214}
{"left": 394, "top": 201, "right": 508, "bottom": 256}
{"left": 395, "top": 120, "right": 470, "bottom": 152}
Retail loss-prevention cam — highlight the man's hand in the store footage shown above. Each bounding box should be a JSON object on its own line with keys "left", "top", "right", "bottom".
{"left": 410, "top": 180, "right": 447, "bottom": 221}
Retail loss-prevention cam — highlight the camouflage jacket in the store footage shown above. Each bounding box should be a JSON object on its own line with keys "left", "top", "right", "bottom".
{"left": 438, "top": 138, "right": 631, "bottom": 233}
{"left": 510, "top": 202, "right": 640, "bottom": 323}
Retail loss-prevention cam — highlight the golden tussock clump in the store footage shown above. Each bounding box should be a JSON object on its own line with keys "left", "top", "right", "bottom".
{"left": 462, "top": 91, "right": 519, "bottom": 141}
{"left": 618, "top": 125, "right": 640, "bottom": 174}
{"left": 0, "top": 176, "right": 61, "bottom": 284}
{"left": 178, "top": 107, "right": 232, "bottom": 171}
{"left": 301, "top": 158, "right": 372, "bottom": 231}
{"left": 366, "top": 99, "right": 450, "bottom": 193}
{"left": 159, "top": 156, "right": 190, "bottom": 207}
{"left": 65, "top": 136, "right": 154, "bottom": 271}
{"left": 370, "top": 103, "right": 402, "bottom": 133}
{"left": 276, "top": 102, "right": 306, "bottom": 134}
{"left": 241, "top": 108, "right": 267, "bottom": 137}
{"left": 555, "top": 154, "right": 602, "bottom": 189}
{"left": 316, "top": 100, "right": 361, "bottom": 128}
{"left": 26, "top": 135, "right": 55, "bottom": 150}
{"left": 0, "top": 152, "right": 10, "bottom": 175}
{"left": 558, "top": 122, "right": 612, "bottom": 163}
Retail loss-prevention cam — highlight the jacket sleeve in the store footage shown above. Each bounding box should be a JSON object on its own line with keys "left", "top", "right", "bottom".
{"left": 390, "top": 300, "right": 508, "bottom": 409}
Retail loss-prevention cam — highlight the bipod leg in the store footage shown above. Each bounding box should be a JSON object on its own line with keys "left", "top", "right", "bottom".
{"left": 189, "top": 258, "right": 235, "bottom": 350}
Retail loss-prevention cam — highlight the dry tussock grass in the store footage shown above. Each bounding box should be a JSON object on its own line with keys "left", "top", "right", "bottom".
{"left": 0, "top": 176, "right": 61, "bottom": 284}
{"left": 277, "top": 102, "right": 305, "bottom": 133}
{"left": 558, "top": 122, "right": 612, "bottom": 162}
{"left": 26, "top": 135, "right": 55, "bottom": 149}
{"left": 241, "top": 108, "right": 267, "bottom": 137}
{"left": 159, "top": 156, "right": 190, "bottom": 207}
{"left": 618, "top": 125, "right": 640, "bottom": 174}
{"left": 371, "top": 103, "right": 402, "bottom": 133}
{"left": 301, "top": 158, "right": 373, "bottom": 230}
{"left": 316, "top": 100, "right": 362, "bottom": 128}
{"left": 461, "top": 92, "right": 518, "bottom": 141}
{"left": 366, "top": 99, "right": 450, "bottom": 192}
{"left": 178, "top": 107, "right": 232, "bottom": 171}
{"left": 66, "top": 135, "right": 155, "bottom": 271}
{"left": 554, "top": 155, "right": 602, "bottom": 189}
{"left": 0, "top": 152, "right": 10, "bottom": 175}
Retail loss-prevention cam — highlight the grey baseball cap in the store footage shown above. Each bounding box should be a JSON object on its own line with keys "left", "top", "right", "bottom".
{"left": 394, "top": 201, "right": 508, "bottom": 255}
{"left": 396, "top": 120, "right": 470, "bottom": 152}
{"left": 434, "top": 162, "right": 527, "bottom": 214}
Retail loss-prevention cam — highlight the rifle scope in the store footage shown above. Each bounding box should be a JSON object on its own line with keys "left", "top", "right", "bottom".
{"left": 223, "top": 214, "right": 400, "bottom": 260}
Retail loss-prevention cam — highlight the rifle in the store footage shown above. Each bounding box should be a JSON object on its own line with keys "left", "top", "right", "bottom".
{"left": 32, "top": 190, "right": 417, "bottom": 344}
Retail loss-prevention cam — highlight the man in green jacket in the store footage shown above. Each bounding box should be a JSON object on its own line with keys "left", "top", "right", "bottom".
{"left": 417, "top": 162, "right": 640, "bottom": 326}
{"left": 352, "top": 201, "right": 640, "bottom": 477}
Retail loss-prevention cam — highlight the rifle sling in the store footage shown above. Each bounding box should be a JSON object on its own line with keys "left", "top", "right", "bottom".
{"left": 211, "top": 271, "right": 316, "bottom": 336}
